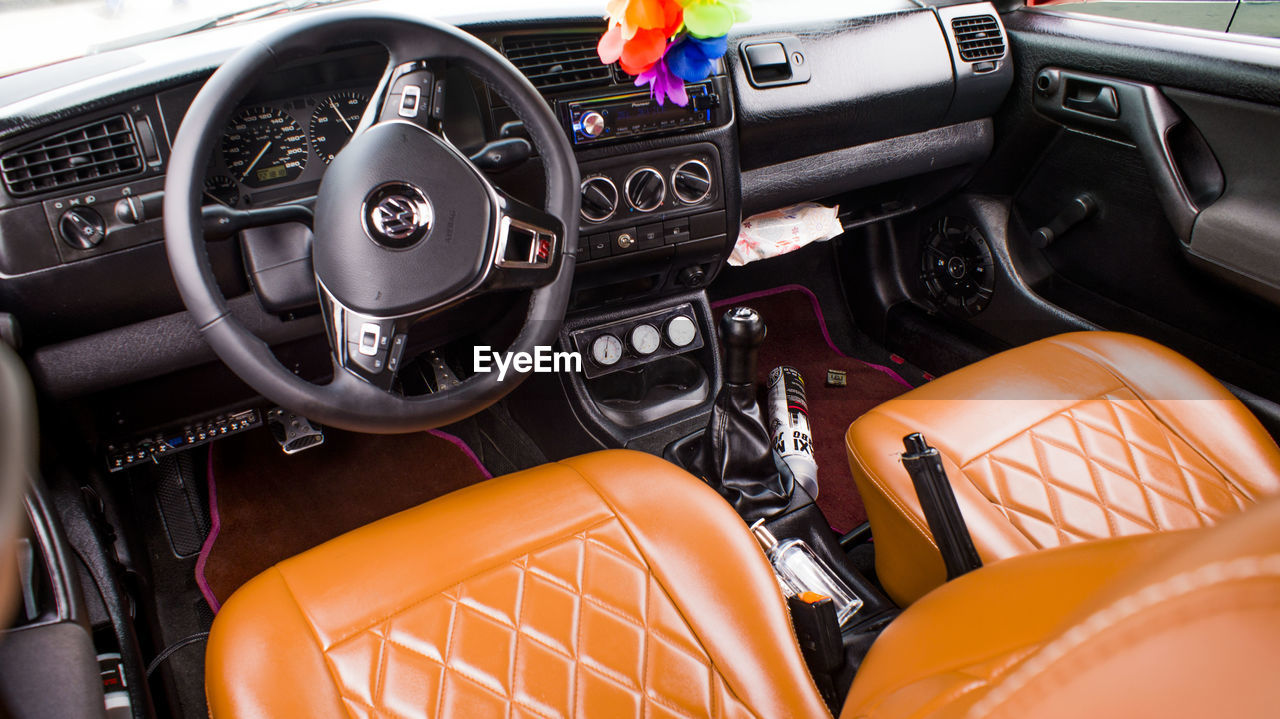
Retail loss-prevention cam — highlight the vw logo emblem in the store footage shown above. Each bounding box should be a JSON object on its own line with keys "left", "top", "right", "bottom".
{"left": 361, "top": 183, "right": 433, "bottom": 249}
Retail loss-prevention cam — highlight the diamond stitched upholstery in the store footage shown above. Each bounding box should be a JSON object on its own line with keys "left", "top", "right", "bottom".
{"left": 845, "top": 331, "right": 1280, "bottom": 606}
{"left": 961, "top": 390, "right": 1252, "bottom": 550}
{"left": 206, "top": 450, "right": 832, "bottom": 719}
{"left": 323, "top": 516, "right": 755, "bottom": 719}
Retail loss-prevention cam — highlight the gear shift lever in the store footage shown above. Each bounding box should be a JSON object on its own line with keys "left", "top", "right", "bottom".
{"left": 688, "top": 307, "right": 793, "bottom": 523}
{"left": 722, "top": 306, "right": 767, "bottom": 385}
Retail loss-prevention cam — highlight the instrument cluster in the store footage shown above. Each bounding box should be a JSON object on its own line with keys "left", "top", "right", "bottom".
{"left": 202, "top": 88, "right": 372, "bottom": 208}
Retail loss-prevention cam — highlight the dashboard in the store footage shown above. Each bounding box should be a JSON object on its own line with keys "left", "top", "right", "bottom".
{"left": 0, "top": 0, "right": 1012, "bottom": 434}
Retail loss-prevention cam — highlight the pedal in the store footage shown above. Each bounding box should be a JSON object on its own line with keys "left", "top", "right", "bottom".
{"left": 266, "top": 408, "right": 325, "bottom": 454}
{"left": 428, "top": 350, "right": 462, "bottom": 391}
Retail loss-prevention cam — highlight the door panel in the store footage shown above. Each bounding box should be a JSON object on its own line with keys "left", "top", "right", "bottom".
{"left": 947, "top": 9, "right": 1280, "bottom": 399}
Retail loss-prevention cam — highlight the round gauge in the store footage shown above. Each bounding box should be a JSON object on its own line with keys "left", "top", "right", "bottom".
{"left": 590, "top": 334, "right": 624, "bottom": 367}
{"left": 203, "top": 175, "right": 240, "bottom": 208}
{"left": 628, "top": 323, "right": 662, "bottom": 356}
{"left": 309, "top": 91, "right": 369, "bottom": 164}
{"left": 221, "top": 107, "right": 308, "bottom": 188}
{"left": 920, "top": 216, "right": 996, "bottom": 316}
{"left": 664, "top": 315, "right": 698, "bottom": 348}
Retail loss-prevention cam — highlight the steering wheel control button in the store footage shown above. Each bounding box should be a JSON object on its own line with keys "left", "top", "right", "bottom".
{"left": 636, "top": 223, "right": 665, "bottom": 250}
{"left": 580, "top": 176, "right": 619, "bottom": 223}
{"left": 671, "top": 159, "right": 713, "bottom": 205}
{"left": 387, "top": 334, "right": 408, "bottom": 373}
{"left": 361, "top": 182, "right": 433, "bottom": 249}
{"left": 610, "top": 227, "right": 638, "bottom": 254}
{"left": 382, "top": 68, "right": 434, "bottom": 124}
{"left": 358, "top": 322, "right": 382, "bottom": 357}
{"left": 628, "top": 323, "right": 662, "bottom": 356}
{"left": 590, "top": 334, "right": 624, "bottom": 367}
{"left": 58, "top": 206, "right": 106, "bottom": 249}
{"left": 398, "top": 85, "right": 422, "bottom": 118}
{"left": 664, "top": 315, "right": 698, "bottom": 348}
{"left": 624, "top": 167, "right": 665, "bottom": 212}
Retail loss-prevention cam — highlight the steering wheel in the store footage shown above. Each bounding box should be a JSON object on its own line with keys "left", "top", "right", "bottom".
{"left": 164, "top": 11, "right": 580, "bottom": 433}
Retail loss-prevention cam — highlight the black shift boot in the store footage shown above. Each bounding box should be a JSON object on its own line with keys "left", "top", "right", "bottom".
{"left": 689, "top": 307, "right": 793, "bottom": 523}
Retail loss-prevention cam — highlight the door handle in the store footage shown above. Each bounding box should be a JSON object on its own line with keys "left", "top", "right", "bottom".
{"left": 1032, "top": 68, "right": 1213, "bottom": 243}
{"left": 1063, "top": 80, "right": 1119, "bottom": 119}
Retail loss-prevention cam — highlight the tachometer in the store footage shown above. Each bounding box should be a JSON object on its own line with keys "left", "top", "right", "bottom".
{"left": 309, "top": 91, "right": 369, "bottom": 164}
{"left": 221, "top": 107, "right": 308, "bottom": 188}
{"left": 203, "top": 175, "right": 240, "bottom": 207}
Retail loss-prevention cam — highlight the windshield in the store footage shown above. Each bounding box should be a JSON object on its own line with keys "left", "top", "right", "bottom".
{"left": 0, "top": 0, "right": 360, "bottom": 78}
{"left": 0, "top": 0, "right": 901, "bottom": 79}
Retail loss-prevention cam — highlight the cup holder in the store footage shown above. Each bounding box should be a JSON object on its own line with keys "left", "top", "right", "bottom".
{"left": 585, "top": 354, "right": 710, "bottom": 428}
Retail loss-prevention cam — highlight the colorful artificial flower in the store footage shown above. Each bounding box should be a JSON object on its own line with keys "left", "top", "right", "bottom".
{"left": 665, "top": 33, "right": 727, "bottom": 83}
{"left": 678, "top": 0, "right": 750, "bottom": 38}
{"left": 606, "top": 0, "right": 683, "bottom": 39}
{"left": 597, "top": 0, "right": 746, "bottom": 106}
{"left": 635, "top": 54, "right": 688, "bottom": 107}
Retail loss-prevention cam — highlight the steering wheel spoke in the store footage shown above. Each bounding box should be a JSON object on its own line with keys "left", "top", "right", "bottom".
{"left": 318, "top": 282, "right": 419, "bottom": 391}
{"left": 361, "top": 57, "right": 446, "bottom": 138}
{"left": 483, "top": 189, "right": 565, "bottom": 292}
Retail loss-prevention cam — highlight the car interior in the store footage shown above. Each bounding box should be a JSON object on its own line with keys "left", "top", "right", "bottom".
{"left": 1, "top": 0, "right": 1280, "bottom": 717}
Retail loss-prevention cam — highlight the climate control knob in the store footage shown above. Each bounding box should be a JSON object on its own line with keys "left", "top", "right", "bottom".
{"left": 579, "top": 110, "right": 606, "bottom": 138}
{"left": 579, "top": 176, "right": 619, "bottom": 223}
{"left": 625, "top": 167, "right": 665, "bottom": 212}
{"left": 671, "top": 159, "right": 713, "bottom": 204}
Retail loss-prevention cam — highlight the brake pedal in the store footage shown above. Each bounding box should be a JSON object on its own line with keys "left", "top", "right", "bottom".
{"left": 266, "top": 408, "right": 325, "bottom": 454}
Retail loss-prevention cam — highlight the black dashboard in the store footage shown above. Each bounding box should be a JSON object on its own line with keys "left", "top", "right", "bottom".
{"left": 0, "top": 0, "right": 1012, "bottom": 445}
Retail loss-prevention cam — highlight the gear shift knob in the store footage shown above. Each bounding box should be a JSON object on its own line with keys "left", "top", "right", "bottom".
{"left": 720, "top": 307, "right": 766, "bottom": 385}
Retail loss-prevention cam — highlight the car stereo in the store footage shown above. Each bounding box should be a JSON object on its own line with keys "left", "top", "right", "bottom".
{"left": 564, "top": 83, "right": 720, "bottom": 146}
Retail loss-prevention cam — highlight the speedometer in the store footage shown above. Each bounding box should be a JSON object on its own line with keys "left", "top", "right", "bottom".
{"left": 221, "top": 107, "right": 308, "bottom": 188}
{"left": 310, "top": 91, "right": 368, "bottom": 164}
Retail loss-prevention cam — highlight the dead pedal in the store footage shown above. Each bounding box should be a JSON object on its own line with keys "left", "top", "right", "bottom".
{"left": 266, "top": 408, "right": 325, "bottom": 454}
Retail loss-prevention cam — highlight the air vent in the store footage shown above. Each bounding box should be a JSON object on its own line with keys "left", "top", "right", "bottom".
{"left": 502, "top": 35, "right": 615, "bottom": 93}
{"left": 1, "top": 115, "right": 144, "bottom": 198}
{"left": 950, "top": 15, "right": 1006, "bottom": 62}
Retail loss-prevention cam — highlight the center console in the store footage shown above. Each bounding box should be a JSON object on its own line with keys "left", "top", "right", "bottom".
{"left": 486, "top": 28, "right": 740, "bottom": 448}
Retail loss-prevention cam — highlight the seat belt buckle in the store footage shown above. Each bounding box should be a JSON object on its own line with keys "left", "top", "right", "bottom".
{"left": 786, "top": 592, "right": 845, "bottom": 711}
{"left": 787, "top": 592, "right": 844, "bottom": 674}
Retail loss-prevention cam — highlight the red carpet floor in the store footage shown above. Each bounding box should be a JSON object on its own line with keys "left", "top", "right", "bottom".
{"left": 198, "top": 428, "right": 490, "bottom": 608}
{"left": 713, "top": 286, "right": 913, "bottom": 532}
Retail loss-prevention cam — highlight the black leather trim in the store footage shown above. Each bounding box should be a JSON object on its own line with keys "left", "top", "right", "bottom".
{"left": 741, "top": 120, "right": 993, "bottom": 215}
{"left": 728, "top": 10, "right": 956, "bottom": 170}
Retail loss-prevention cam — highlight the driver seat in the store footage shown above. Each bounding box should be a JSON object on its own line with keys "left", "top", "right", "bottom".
{"left": 206, "top": 450, "right": 1280, "bottom": 718}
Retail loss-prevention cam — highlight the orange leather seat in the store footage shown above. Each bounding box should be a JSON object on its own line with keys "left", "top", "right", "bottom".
{"left": 841, "top": 496, "right": 1280, "bottom": 718}
{"left": 207, "top": 447, "right": 1280, "bottom": 718}
{"left": 845, "top": 331, "right": 1280, "bottom": 605}
{"left": 205, "top": 450, "right": 830, "bottom": 719}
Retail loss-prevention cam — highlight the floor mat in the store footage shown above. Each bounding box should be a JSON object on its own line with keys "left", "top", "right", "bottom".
{"left": 197, "top": 428, "right": 490, "bottom": 609}
{"left": 713, "top": 285, "right": 913, "bottom": 532}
